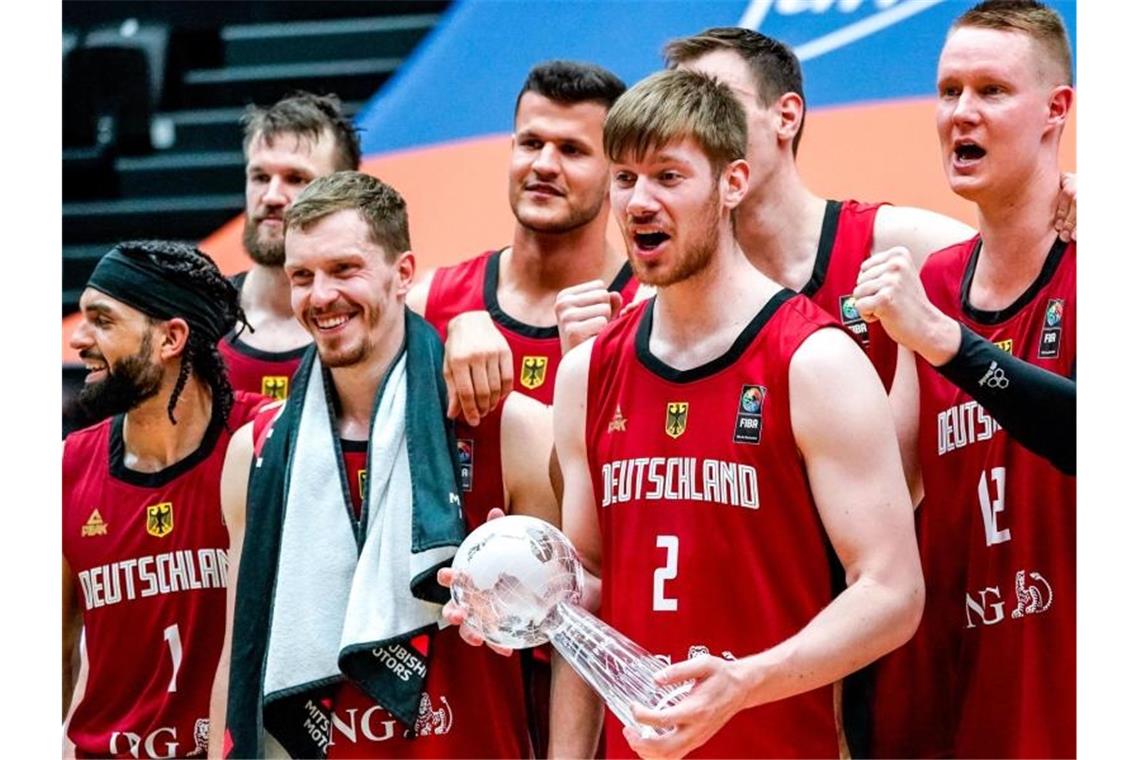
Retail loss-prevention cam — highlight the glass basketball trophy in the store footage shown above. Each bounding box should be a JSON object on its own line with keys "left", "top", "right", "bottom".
{"left": 449, "top": 515, "right": 691, "bottom": 737}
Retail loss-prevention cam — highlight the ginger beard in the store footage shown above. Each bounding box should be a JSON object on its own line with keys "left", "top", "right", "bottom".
{"left": 242, "top": 211, "right": 285, "bottom": 267}
{"left": 625, "top": 184, "right": 722, "bottom": 288}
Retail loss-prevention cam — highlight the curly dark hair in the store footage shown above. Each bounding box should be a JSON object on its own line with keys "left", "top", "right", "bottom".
{"left": 113, "top": 240, "right": 246, "bottom": 426}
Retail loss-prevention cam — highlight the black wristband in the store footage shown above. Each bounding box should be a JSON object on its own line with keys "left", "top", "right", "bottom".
{"left": 935, "top": 323, "right": 1075, "bottom": 474}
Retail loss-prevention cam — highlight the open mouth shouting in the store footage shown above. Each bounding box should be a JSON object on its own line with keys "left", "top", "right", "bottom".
{"left": 952, "top": 139, "right": 987, "bottom": 170}
{"left": 631, "top": 228, "right": 672, "bottom": 258}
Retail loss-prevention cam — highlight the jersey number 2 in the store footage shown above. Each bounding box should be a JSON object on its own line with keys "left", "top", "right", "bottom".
{"left": 163, "top": 623, "right": 183, "bottom": 693}
{"left": 654, "top": 535, "right": 679, "bottom": 612}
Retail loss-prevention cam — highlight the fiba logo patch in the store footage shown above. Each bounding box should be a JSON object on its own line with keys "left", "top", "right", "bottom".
{"left": 457, "top": 439, "right": 474, "bottom": 492}
{"left": 838, "top": 295, "right": 870, "bottom": 347}
{"left": 1037, "top": 298, "right": 1064, "bottom": 358}
{"left": 733, "top": 385, "right": 766, "bottom": 445}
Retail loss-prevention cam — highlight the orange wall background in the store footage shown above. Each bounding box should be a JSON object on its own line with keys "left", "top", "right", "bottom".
{"left": 61, "top": 98, "right": 1076, "bottom": 362}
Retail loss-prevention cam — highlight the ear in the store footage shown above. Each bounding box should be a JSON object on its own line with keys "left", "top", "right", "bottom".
{"left": 1046, "top": 85, "right": 1074, "bottom": 130}
{"left": 721, "top": 158, "right": 750, "bottom": 211}
{"left": 774, "top": 91, "right": 804, "bottom": 150}
{"left": 394, "top": 251, "right": 416, "bottom": 297}
{"left": 157, "top": 318, "right": 191, "bottom": 362}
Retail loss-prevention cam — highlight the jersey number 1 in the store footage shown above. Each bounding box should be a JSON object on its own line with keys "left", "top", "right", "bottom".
{"left": 163, "top": 623, "right": 183, "bottom": 693}
{"left": 654, "top": 535, "right": 679, "bottom": 612}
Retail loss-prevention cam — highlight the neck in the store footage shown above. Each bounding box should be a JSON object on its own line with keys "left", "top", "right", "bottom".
{"left": 653, "top": 238, "right": 780, "bottom": 362}
{"left": 122, "top": 377, "right": 215, "bottom": 472}
{"left": 973, "top": 164, "right": 1063, "bottom": 298}
{"left": 506, "top": 210, "right": 624, "bottom": 294}
{"left": 328, "top": 311, "right": 407, "bottom": 439}
{"left": 733, "top": 165, "right": 826, "bottom": 290}
{"left": 241, "top": 263, "right": 295, "bottom": 318}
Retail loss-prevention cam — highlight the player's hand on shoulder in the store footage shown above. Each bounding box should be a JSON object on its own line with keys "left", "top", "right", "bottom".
{"left": 625, "top": 654, "right": 751, "bottom": 760}
{"left": 437, "top": 508, "right": 513, "bottom": 656}
{"left": 555, "top": 280, "right": 624, "bottom": 355}
{"left": 443, "top": 311, "right": 514, "bottom": 426}
{"left": 1055, "top": 172, "right": 1076, "bottom": 243}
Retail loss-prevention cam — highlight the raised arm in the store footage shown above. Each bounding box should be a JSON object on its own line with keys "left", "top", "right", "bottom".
{"left": 207, "top": 421, "right": 254, "bottom": 758}
{"left": 548, "top": 339, "right": 605, "bottom": 758}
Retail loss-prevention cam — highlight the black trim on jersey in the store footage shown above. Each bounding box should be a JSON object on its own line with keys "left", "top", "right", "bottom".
{"left": 108, "top": 404, "right": 226, "bottom": 487}
{"left": 222, "top": 330, "right": 311, "bottom": 362}
{"left": 339, "top": 438, "right": 369, "bottom": 453}
{"left": 223, "top": 270, "right": 311, "bottom": 361}
{"left": 797, "top": 200, "right": 843, "bottom": 298}
{"left": 960, "top": 236, "right": 1069, "bottom": 325}
{"left": 635, "top": 289, "right": 797, "bottom": 383}
{"left": 484, "top": 248, "right": 635, "bottom": 339}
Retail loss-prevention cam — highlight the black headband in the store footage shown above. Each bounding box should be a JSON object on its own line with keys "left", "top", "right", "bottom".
{"left": 86, "top": 246, "right": 234, "bottom": 342}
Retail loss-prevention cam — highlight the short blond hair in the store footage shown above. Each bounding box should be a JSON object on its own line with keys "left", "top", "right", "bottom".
{"left": 285, "top": 171, "right": 409, "bottom": 261}
{"left": 952, "top": 0, "right": 1072, "bottom": 86}
{"left": 603, "top": 70, "right": 746, "bottom": 173}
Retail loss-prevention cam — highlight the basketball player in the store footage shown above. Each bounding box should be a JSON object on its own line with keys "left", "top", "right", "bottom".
{"left": 408, "top": 60, "right": 636, "bottom": 409}
{"left": 62, "top": 241, "right": 266, "bottom": 758}
{"left": 653, "top": 28, "right": 1075, "bottom": 501}
{"left": 854, "top": 2, "right": 1076, "bottom": 756}
{"left": 211, "top": 172, "right": 549, "bottom": 758}
{"left": 219, "top": 92, "right": 359, "bottom": 400}
{"left": 407, "top": 59, "right": 635, "bottom": 753}
{"left": 549, "top": 70, "right": 923, "bottom": 759}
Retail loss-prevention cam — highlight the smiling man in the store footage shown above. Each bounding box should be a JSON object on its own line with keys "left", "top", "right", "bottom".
{"left": 549, "top": 70, "right": 923, "bottom": 759}
{"left": 217, "top": 92, "right": 361, "bottom": 400}
{"left": 62, "top": 241, "right": 266, "bottom": 758}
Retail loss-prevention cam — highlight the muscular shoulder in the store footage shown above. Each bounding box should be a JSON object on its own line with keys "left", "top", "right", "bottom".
{"left": 873, "top": 205, "right": 976, "bottom": 268}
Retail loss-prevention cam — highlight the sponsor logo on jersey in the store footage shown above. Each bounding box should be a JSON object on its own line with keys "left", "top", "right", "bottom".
{"left": 82, "top": 508, "right": 108, "bottom": 537}
{"left": 838, "top": 295, "right": 870, "bottom": 347}
{"left": 520, "top": 355, "right": 548, "bottom": 390}
{"left": 456, "top": 439, "right": 474, "bottom": 492}
{"left": 665, "top": 402, "right": 689, "bottom": 439}
{"left": 109, "top": 727, "right": 180, "bottom": 758}
{"left": 965, "top": 568, "right": 1054, "bottom": 629}
{"left": 146, "top": 502, "right": 174, "bottom": 538}
{"left": 994, "top": 338, "right": 1014, "bottom": 353}
{"left": 608, "top": 405, "right": 627, "bottom": 433}
{"left": 413, "top": 693, "right": 453, "bottom": 737}
{"left": 261, "top": 375, "right": 290, "bottom": 400}
{"left": 733, "top": 385, "right": 766, "bottom": 445}
{"left": 687, "top": 644, "right": 737, "bottom": 660}
{"left": 1037, "top": 298, "right": 1064, "bottom": 358}
{"left": 193, "top": 718, "right": 210, "bottom": 755}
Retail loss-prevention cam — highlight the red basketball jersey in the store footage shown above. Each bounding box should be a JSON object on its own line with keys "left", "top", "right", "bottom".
{"left": 217, "top": 333, "right": 307, "bottom": 401}
{"left": 424, "top": 248, "right": 639, "bottom": 405}
{"left": 802, "top": 200, "right": 897, "bottom": 389}
{"left": 873, "top": 237, "right": 1076, "bottom": 758}
{"left": 63, "top": 391, "right": 266, "bottom": 758}
{"left": 586, "top": 292, "right": 852, "bottom": 759}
